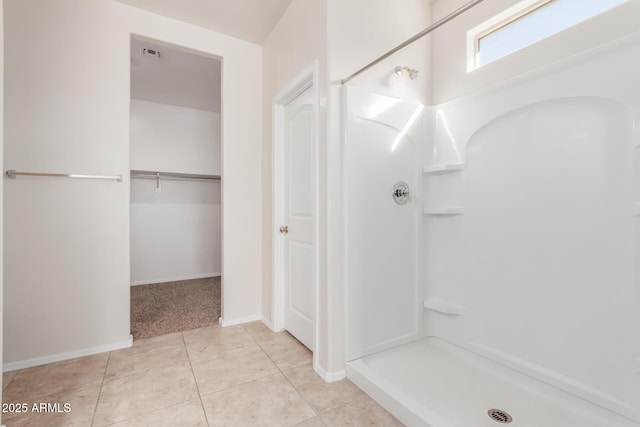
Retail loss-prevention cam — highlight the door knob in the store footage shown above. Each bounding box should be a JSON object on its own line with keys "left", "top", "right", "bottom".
{"left": 280, "top": 225, "right": 289, "bottom": 234}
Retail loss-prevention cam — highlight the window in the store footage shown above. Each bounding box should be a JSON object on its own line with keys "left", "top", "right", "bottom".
{"left": 467, "top": 0, "right": 629, "bottom": 71}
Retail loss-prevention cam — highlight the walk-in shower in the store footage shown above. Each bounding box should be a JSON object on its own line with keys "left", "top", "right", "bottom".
{"left": 342, "top": 2, "right": 640, "bottom": 426}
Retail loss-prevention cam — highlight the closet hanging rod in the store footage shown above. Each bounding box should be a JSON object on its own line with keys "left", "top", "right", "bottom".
{"left": 5, "top": 170, "right": 123, "bottom": 182}
{"left": 130, "top": 170, "right": 221, "bottom": 181}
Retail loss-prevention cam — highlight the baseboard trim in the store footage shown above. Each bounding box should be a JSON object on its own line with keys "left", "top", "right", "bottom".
{"left": 315, "top": 365, "right": 346, "bottom": 383}
{"left": 219, "top": 314, "right": 261, "bottom": 327}
{"left": 261, "top": 315, "right": 275, "bottom": 331}
{"left": 260, "top": 315, "right": 284, "bottom": 332}
{"left": 130, "top": 273, "right": 221, "bottom": 286}
{"left": 3, "top": 335, "right": 133, "bottom": 372}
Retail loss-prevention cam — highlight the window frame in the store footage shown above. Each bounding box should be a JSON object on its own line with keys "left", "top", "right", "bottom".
{"left": 466, "top": 0, "right": 555, "bottom": 72}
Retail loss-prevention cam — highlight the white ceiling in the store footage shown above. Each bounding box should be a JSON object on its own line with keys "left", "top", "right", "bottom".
{"left": 116, "top": 0, "right": 293, "bottom": 45}
{"left": 131, "top": 37, "right": 222, "bottom": 112}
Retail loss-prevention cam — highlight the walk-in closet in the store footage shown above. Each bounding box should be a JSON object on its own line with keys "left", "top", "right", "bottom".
{"left": 129, "top": 37, "right": 222, "bottom": 339}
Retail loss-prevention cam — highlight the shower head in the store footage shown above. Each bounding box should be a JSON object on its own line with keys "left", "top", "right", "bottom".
{"left": 394, "top": 66, "right": 419, "bottom": 79}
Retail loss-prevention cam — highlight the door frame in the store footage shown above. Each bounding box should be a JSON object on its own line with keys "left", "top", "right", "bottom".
{"left": 128, "top": 33, "right": 226, "bottom": 328}
{"left": 272, "top": 61, "right": 319, "bottom": 359}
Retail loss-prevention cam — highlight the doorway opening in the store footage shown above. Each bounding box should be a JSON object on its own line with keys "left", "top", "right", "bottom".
{"left": 129, "top": 36, "right": 223, "bottom": 340}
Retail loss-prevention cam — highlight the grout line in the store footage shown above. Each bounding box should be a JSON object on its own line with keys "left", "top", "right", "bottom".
{"left": 241, "top": 324, "right": 322, "bottom": 420}
{"left": 90, "top": 338, "right": 205, "bottom": 426}
{"left": 90, "top": 352, "right": 111, "bottom": 426}
{"left": 282, "top": 370, "right": 322, "bottom": 418}
{"left": 2, "top": 369, "right": 20, "bottom": 390}
{"left": 243, "top": 325, "right": 285, "bottom": 374}
{"left": 182, "top": 324, "right": 285, "bottom": 398}
{"left": 103, "top": 400, "right": 201, "bottom": 427}
{"left": 181, "top": 331, "right": 211, "bottom": 427}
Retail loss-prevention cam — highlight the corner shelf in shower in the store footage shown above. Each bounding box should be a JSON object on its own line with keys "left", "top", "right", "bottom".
{"left": 423, "top": 299, "right": 464, "bottom": 316}
{"left": 423, "top": 207, "right": 464, "bottom": 216}
{"left": 422, "top": 163, "right": 465, "bottom": 175}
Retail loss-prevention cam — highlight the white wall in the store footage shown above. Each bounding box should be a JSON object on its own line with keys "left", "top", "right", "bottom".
{"left": 4, "top": 0, "right": 131, "bottom": 369}
{"left": 262, "top": 0, "right": 329, "bottom": 370}
{"left": 3, "top": 0, "right": 262, "bottom": 369}
{"left": 131, "top": 179, "right": 222, "bottom": 285}
{"left": 328, "top": 0, "right": 432, "bottom": 105}
{"left": 124, "top": 3, "right": 263, "bottom": 328}
{"left": 130, "top": 100, "right": 222, "bottom": 285}
{"left": 431, "top": 0, "right": 640, "bottom": 103}
{"left": 130, "top": 99, "right": 221, "bottom": 175}
{"left": 263, "top": 0, "right": 433, "bottom": 381}
{"left": 325, "top": 0, "right": 432, "bottom": 377}
{"left": 0, "top": 0, "right": 4, "bottom": 415}
{"left": 130, "top": 178, "right": 221, "bottom": 285}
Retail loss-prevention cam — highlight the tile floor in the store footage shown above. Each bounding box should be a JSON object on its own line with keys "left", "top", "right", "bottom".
{"left": 2, "top": 322, "right": 402, "bottom": 426}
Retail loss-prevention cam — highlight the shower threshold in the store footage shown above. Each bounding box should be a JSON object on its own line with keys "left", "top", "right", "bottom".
{"left": 346, "top": 337, "right": 637, "bottom": 427}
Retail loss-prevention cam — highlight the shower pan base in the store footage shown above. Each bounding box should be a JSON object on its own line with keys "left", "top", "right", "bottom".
{"left": 346, "top": 337, "right": 637, "bottom": 427}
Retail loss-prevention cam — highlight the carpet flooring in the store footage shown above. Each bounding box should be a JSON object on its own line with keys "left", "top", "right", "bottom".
{"left": 130, "top": 277, "right": 221, "bottom": 340}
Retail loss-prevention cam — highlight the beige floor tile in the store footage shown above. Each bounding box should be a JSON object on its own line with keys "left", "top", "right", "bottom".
{"left": 106, "top": 332, "right": 188, "bottom": 377}
{"left": 3, "top": 369, "right": 19, "bottom": 390}
{"left": 183, "top": 324, "right": 258, "bottom": 360}
{"left": 108, "top": 399, "right": 208, "bottom": 427}
{"left": 296, "top": 416, "right": 327, "bottom": 426}
{"left": 283, "top": 365, "right": 365, "bottom": 413}
{"left": 242, "top": 320, "right": 278, "bottom": 343}
{"left": 93, "top": 361, "right": 198, "bottom": 426}
{"left": 2, "top": 378, "right": 102, "bottom": 427}
{"left": 319, "top": 394, "right": 403, "bottom": 427}
{"left": 201, "top": 372, "right": 316, "bottom": 426}
{"left": 3, "top": 353, "right": 108, "bottom": 402}
{"left": 259, "top": 332, "right": 313, "bottom": 371}
{"left": 191, "top": 346, "right": 279, "bottom": 396}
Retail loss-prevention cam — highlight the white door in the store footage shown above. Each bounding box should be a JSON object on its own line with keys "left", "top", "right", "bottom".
{"left": 280, "top": 86, "right": 315, "bottom": 351}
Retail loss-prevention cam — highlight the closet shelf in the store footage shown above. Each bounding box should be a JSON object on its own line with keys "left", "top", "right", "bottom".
{"left": 422, "top": 163, "right": 465, "bottom": 174}
{"left": 423, "top": 207, "right": 464, "bottom": 216}
{"left": 423, "top": 299, "right": 464, "bottom": 316}
{"left": 130, "top": 170, "right": 221, "bottom": 181}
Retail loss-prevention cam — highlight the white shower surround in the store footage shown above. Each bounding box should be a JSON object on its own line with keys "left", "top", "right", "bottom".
{"left": 344, "top": 31, "right": 640, "bottom": 426}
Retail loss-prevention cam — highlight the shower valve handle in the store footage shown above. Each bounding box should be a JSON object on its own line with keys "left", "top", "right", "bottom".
{"left": 394, "top": 188, "right": 409, "bottom": 198}
{"left": 392, "top": 181, "right": 411, "bottom": 205}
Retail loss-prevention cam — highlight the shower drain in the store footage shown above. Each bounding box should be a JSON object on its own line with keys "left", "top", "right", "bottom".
{"left": 487, "top": 409, "right": 513, "bottom": 423}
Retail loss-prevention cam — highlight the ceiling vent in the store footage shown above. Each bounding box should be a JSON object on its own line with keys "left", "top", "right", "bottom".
{"left": 141, "top": 47, "right": 160, "bottom": 59}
